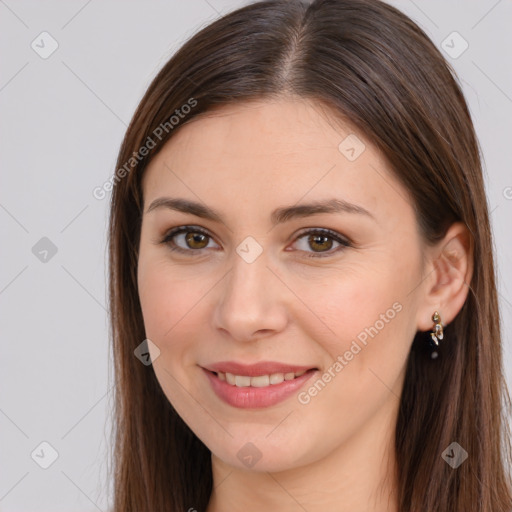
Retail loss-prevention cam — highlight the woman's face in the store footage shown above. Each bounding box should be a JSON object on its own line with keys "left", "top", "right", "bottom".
{"left": 137, "top": 98, "right": 428, "bottom": 472}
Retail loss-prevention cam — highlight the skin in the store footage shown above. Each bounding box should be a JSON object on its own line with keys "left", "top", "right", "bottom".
{"left": 137, "top": 97, "right": 472, "bottom": 512}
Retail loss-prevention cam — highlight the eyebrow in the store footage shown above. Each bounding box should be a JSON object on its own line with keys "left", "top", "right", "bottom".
{"left": 145, "top": 196, "right": 374, "bottom": 226}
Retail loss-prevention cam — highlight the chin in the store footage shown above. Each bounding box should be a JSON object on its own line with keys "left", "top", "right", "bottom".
{"left": 208, "top": 433, "right": 316, "bottom": 473}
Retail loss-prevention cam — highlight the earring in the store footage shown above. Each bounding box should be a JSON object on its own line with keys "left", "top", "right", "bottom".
{"left": 430, "top": 310, "right": 443, "bottom": 359}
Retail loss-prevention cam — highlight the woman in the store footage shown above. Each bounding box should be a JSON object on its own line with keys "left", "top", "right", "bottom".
{"left": 107, "top": 0, "right": 512, "bottom": 510}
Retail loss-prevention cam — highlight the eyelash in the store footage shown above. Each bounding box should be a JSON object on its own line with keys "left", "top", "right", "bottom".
{"left": 159, "top": 225, "right": 352, "bottom": 259}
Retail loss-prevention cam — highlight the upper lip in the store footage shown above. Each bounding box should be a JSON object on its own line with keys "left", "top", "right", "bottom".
{"left": 202, "top": 361, "right": 317, "bottom": 376}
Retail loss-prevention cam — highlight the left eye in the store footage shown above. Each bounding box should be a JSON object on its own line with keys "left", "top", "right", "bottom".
{"left": 160, "top": 226, "right": 351, "bottom": 258}
{"left": 291, "top": 229, "right": 351, "bottom": 258}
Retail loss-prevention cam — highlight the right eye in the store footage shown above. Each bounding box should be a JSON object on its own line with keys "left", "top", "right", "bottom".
{"left": 160, "top": 225, "right": 220, "bottom": 255}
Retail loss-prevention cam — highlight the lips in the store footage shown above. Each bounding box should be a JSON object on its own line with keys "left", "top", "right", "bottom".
{"left": 201, "top": 361, "right": 319, "bottom": 408}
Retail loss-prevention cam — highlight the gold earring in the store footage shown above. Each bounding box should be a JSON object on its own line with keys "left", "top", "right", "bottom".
{"left": 430, "top": 311, "right": 444, "bottom": 345}
{"left": 430, "top": 311, "right": 443, "bottom": 359}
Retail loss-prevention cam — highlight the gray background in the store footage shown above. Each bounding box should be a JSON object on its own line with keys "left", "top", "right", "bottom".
{"left": 0, "top": 0, "right": 510, "bottom": 510}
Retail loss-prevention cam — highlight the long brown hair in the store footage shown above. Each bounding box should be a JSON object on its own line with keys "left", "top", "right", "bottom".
{"left": 107, "top": 0, "right": 512, "bottom": 510}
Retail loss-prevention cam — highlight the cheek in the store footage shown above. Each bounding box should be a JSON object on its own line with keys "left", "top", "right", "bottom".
{"left": 137, "top": 242, "right": 208, "bottom": 330}
{"left": 137, "top": 260, "right": 207, "bottom": 409}
{"left": 294, "top": 269, "right": 401, "bottom": 354}
{"left": 293, "top": 260, "right": 415, "bottom": 397}
{"left": 290, "top": 277, "right": 410, "bottom": 439}
{"left": 138, "top": 256, "right": 206, "bottom": 344}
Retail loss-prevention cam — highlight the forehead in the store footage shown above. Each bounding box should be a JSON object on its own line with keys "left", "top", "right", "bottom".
{"left": 164, "top": 98, "right": 348, "bottom": 160}
{"left": 142, "top": 98, "right": 412, "bottom": 225}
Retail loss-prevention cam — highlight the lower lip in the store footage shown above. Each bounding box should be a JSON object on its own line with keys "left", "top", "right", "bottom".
{"left": 202, "top": 368, "right": 317, "bottom": 409}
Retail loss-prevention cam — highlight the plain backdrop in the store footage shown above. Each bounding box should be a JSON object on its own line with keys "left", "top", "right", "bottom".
{"left": 1, "top": 0, "right": 511, "bottom": 510}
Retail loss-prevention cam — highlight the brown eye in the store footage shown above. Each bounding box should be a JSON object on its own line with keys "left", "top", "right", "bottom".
{"left": 291, "top": 228, "right": 351, "bottom": 258}
{"left": 307, "top": 233, "right": 334, "bottom": 252}
{"left": 184, "top": 231, "right": 209, "bottom": 249}
{"left": 161, "top": 225, "right": 351, "bottom": 259}
{"left": 161, "top": 226, "right": 218, "bottom": 255}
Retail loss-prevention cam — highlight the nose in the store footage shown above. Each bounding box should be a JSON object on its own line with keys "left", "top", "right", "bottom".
{"left": 212, "top": 246, "right": 289, "bottom": 343}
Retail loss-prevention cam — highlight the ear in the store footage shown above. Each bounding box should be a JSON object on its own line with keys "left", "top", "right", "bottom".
{"left": 415, "top": 221, "right": 474, "bottom": 332}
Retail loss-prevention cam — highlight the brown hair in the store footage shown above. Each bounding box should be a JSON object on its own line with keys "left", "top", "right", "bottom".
{"left": 107, "top": 0, "right": 512, "bottom": 510}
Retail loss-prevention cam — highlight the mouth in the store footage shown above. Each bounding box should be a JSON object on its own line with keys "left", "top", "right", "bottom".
{"left": 201, "top": 364, "right": 319, "bottom": 409}
{"left": 208, "top": 368, "right": 317, "bottom": 388}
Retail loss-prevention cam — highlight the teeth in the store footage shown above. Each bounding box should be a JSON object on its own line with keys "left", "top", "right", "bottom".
{"left": 269, "top": 373, "right": 284, "bottom": 385}
{"left": 250, "top": 375, "right": 270, "bottom": 387}
{"left": 217, "top": 370, "right": 310, "bottom": 387}
{"left": 235, "top": 375, "right": 251, "bottom": 387}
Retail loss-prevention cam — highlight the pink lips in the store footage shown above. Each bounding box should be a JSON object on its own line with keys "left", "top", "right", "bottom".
{"left": 201, "top": 361, "right": 318, "bottom": 409}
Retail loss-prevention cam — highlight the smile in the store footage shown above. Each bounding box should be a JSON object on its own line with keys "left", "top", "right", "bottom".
{"left": 202, "top": 367, "right": 317, "bottom": 408}
{"left": 217, "top": 369, "right": 308, "bottom": 387}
